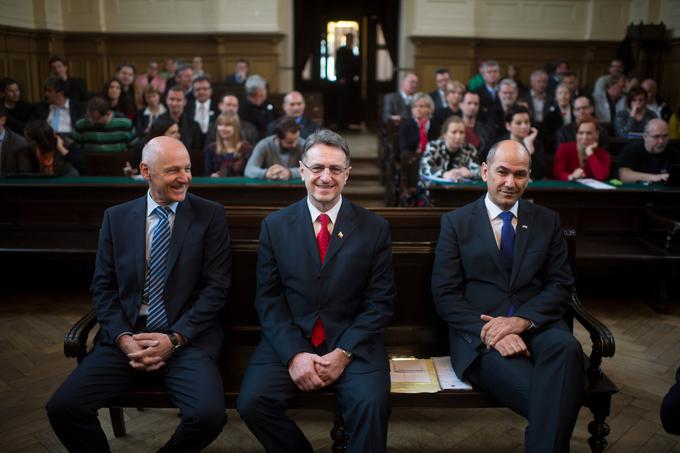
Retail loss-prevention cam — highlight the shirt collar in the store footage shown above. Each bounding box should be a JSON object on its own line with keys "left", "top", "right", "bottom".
{"left": 307, "top": 195, "right": 343, "bottom": 226}
{"left": 146, "top": 190, "right": 179, "bottom": 217}
{"left": 196, "top": 99, "right": 209, "bottom": 108}
{"left": 51, "top": 98, "right": 70, "bottom": 110}
{"left": 484, "top": 192, "right": 518, "bottom": 221}
{"left": 0, "top": 129, "right": 5, "bottom": 142}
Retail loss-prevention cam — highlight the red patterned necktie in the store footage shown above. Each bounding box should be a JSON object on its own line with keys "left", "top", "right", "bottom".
{"left": 418, "top": 118, "right": 428, "bottom": 153}
{"left": 311, "top": 213, "right": 330, "bottom": 346}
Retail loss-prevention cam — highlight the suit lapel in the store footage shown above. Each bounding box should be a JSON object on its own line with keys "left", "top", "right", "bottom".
{"left": 131, "top": 197, "right": 147, "bottom": 293}
{"left": 472, "top": 197, "right": 507, "bottom": 278}
{"left": 164, "top": 195, "right": 194, "bottom": 285}
{"left": 510, "top": 199, "right": 534, "bottom": 287}
{"left": 294, "top": 199, "right": 321, "bottom": 267}
{"left": 322, "top": 200, "right": 357, "bottom": 269}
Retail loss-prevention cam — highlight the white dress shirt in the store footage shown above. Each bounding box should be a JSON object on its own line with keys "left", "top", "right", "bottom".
{"left": 484, "top": 193, "right": 518, "bottom": 249}
{"left": 194, "top": 100, "right": 211, "bottom": 133}
{"left": 47, "top": 99, "right": 72, "bottom": 133}
{"left": 307, "top": 195, "right": 342, "bottom": 236}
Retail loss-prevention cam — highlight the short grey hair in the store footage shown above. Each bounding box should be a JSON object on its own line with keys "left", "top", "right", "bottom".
{"left": 245, "top": 74, "right": 267, "bottom": 96}
{"left": 411, "top": 92, "right": 435, "bottom": 112}
{"left": 302, "top": 129, "right": 351, "bottom": 164}
{"left": 175, "top": 63, "right": 192, "bottom": 78}
{"left": 486, "top": 140, "right": 532, "bottom": 167}
{"left": 498, "top": 78, "right": 518, "bottom": 91}
{"left": 530, "top": 69, "right": 548, "bottom": 81}
{"left": 481, "top": 60, "right": 499, "bottom": 71}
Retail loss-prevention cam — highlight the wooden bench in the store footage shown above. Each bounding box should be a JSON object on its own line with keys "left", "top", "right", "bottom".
{"left": 62, "top": 231, "right": 618, "bottom": 452}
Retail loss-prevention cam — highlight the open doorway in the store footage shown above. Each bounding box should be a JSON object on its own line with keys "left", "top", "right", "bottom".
{"left": 294, "top": 0, "right": 399, "bottom": 130}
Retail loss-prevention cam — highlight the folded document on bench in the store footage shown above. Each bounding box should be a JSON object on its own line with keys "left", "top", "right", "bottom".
{"left": 390, "top": 356, "right": 472, "bottom": 393}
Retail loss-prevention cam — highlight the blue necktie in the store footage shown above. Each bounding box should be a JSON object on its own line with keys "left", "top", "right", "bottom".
{"left": 145, "top": 206, "right": 171, "bottom": 332}
{"left": 499, "top": 211, "right": 516, "bottom": 316}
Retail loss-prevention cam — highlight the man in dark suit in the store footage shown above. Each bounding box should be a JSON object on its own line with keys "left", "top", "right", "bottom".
{"left": 432, "top": 140, "right": 585, "bottom": 453}
{"left": 0, "top": 106, "right": 33, "bottom": 173}
{"left": 223, "top": 58, "right": 249, "bottom": 85}
{"left": 430, "top": 68, "right": 451, "bottom": 110}
{"left": 472, "top": 60, "right": 502, "bottom": 114}
{"left": 265, "top": 91, "right": 319, "bottom": 139}
{"left": 237, "top": 129, "right": 396, "bottom": 453}
{"left": 46, "top": 136, "right": 231, "bottom": 452}
{"left": 1, "top": 77, "right": 34, "bottom": 135}
{"left": 184, "top": 76, "right": 219, "bottom": 143}
{"left": 49, "top": 55, "right": 89, "bottom": 103}
{"left": 160, "top": 85, "right": 203, "bottom": 152}
{"left": 661, "top": 366, "right": 680, "bottom": 434}
{"left": 382, "top": 72, "right": 418, "bottom": 125}
{"left": 29, "top": 77, "right": 85, "bottom": 135}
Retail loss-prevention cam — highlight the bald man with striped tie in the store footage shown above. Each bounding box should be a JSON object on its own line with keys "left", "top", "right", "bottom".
{"left": 46, "top": 136, "right": 232, "bottom": 452}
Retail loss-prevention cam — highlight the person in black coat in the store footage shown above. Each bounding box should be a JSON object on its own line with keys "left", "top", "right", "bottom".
{"left": 48, "top": 56, "right": 89, "bottom": 103}
{"left": 0, "top": 77, "right": 34, "bottom": 135}
{"left": 399, "top": 93, "right": 441, "bottom": 155}
{"left": 661, "top": 367, "right": 680, "bottom": 435}
{"left": 29, "top": 77, "right": 86, "bottom": 135}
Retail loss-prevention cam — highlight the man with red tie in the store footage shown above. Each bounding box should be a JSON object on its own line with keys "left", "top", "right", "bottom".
{"left": 237, "top": 129, "right": 396, "bottom": 452}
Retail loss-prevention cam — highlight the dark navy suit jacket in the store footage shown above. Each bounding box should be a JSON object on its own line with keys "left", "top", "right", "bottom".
{"left": 250, "top": 198, "right": 395, "bottom": 372}
{"left": 431, "top": 196, "right": 573, "bottom": 376}
{"left": 91, "top": 192, "right": 231, "bottom": 361}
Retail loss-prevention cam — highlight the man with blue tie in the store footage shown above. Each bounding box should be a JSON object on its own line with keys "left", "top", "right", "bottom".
{"left": 46, "top": 136, "right": 231, "bottom": 452}
{"left": 237, "top": 129, "right": 396, "bottom": 452}
{"left": 432, "top": 140, "right": 585, "bottom": 452}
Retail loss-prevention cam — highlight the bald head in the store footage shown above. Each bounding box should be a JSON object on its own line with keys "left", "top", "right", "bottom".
{"left": 140, "top": 136, "right": 192, "bottom": 205}
{"left": 643, "top": 119, "right": 669, "bottom": 154}
{"left": 486, "top": 139, "right": 531, "bottom": 166}
{"left": 142, "top": 136, "right": 188, "bottom": 168}
{"left": 482, "top": 140, "right": 531, "bottom": 211}
{"left": 283, "top": 91, "right": 305, "bottom": 118}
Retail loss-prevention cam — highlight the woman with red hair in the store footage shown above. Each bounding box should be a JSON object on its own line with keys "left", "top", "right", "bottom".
{"left": 553, "top": 115, "right": 611, "bottom": 181}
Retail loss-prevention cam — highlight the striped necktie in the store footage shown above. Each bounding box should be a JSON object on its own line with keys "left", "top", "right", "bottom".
{"left": 145, "top": 206, "right": 172, "bottom": 332}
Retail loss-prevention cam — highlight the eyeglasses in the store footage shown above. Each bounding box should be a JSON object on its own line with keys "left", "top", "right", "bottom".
{"left": 300, "top": 161, "right": 348, "bottom": 176}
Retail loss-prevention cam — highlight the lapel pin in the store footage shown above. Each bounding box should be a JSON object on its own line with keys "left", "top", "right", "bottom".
{"left": 338, "top": 231, "right": 344, "bottom": 239}
{"left": 521, "top": 225, "right": 528, "bottom": 229}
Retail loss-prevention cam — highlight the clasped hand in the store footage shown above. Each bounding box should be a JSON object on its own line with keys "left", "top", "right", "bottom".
{"left": 117, "top": 333, "right": 176, "bottom": 371}
{"left": 480, "top": 314, "right": 531, "bottom": 358}
{"left": 288, "top": 349, "right": 351, "bottom": 391}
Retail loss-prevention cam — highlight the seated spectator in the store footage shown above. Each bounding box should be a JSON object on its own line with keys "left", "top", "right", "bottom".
{"left": 207, "top": 94, "right": 258, "bottom": 146}
{"left": 670, "top": 105, "right": 680, "bottom": 140}
{"left": 641, "top": 79, "right": 670, "bottom": 121}
{"left": 420, "top": 115, "right": 481, "bottom": 183}
{"left": 127, "top": 116, "right": 180, "bottom": 171}
{"left": 544, "top": 83, "right": 573, "bottom": 144}
{"left": 433, "top": 80, "right": 465, "bottom": 125}
{"left": 115, "top": 63, "right": 137, "bottom": 119}
{"left": 557, "top": 95, "right": 610, "bottom": 149}
{"left": 239, "top": 74, "right": 280, "bottom": 140}
{"left": 133, "top": 84, "right": 167, "bottom": 137}
{"left": 102, "top": 78, "right": 133, "bottom": 119}
{"left": 429, "top": 68, "right": 451, "bottom": 110}
{"left": 160, "top": 58, "right": 177, "bottom": 81}
{"left": 72, "top": 96, "right": 136, "bottom": 154}
{"left": 594, "top": 74, "right": 626, "bottom": 124}
{"left": 382, "top": 72, "right": 418, "bottom": 125}
{"left": 467, "top": 60, "right": 485, "bottom": 92}
{"left": 244, "top": 116, "right": 303, "bottom": 180}
{"left": 661, "top": 367, "right": 680, "bottom": 435}
{"left": 191, "top": 56, "right": 210, "bottom": 80}
{"left": 472, "top": 60, "right": 501, "bottom": 114}
{"left": 165, "top": 64, "right": 194, "bottom": 101}
{"left": 204, "top": 112, "right": 253, "bottom": 177}
{"left": 593, "top": 58, "right": 624, "bottom": 99}
{"left": 224, "top": 58, "right": 249, "bottom": 85}
{"left": 186, "top": 76, "right": 219, "bottom": 140}
{"left": 618, "top": 119, "right": 679, "bottom": 183}
{"left": 159, "top": 85, "right": 202, "bottom": 152}
{"left": 460, "top": 91, "right": 494, "bottom": 158}
{"left": 614, "top": 86, "right": 657, "bottom": 138}
{"left": 399, "top": 93, "right": 440, "bottom": 155}
{"left": 24, "top": 120, "right": 79, "bottom": 176}
{"left": 527, "top": 69, "right": 551, "bottom": 123}
{"left": 266, "top": 91, "right": 319, "bottom": 139}
{"left": 497, "top": 104, "right": 545, "bottom": 179}
{"left": 553, "top": 116, "right": 610, "bottom": 182}
{"left": 133, "top": 60, "right": 166, "bottom": 110}
{"left": 0, "top": 106, "right": 33, "bottom": 174}
{"left": 29, "top": 77, "right": 85, "bottom": 135}
{"left": 505, "top": 64, "right": 527, "bottom": 96}
{"left": 48, "top": 56, "right": 88, "bottom": 103}
{"left": 0, "top": 77, "right": 33, "bottom": 135}
{"left": 547, "top": 60, "right": 570, "bottom": 96}
{"left": 560, "top": 71, "right": 587, "bottom": 99}
{"left": 486, "top": 78, "right": 519, "bottom": 136}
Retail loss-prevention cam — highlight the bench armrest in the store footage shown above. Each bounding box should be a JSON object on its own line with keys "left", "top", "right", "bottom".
{"left": 645, "top": 208, "right": 680, "bottom": 249}
{"left": 64, "top": 308, "right": 97, "bottom": 361}
{"left": 569, "top": 290, "right": 615, "bottom": 380}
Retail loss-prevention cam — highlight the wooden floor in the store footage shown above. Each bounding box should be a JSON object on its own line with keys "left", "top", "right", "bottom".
{"left": 1, "top": 288, "right": 679, "bottom": 452}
